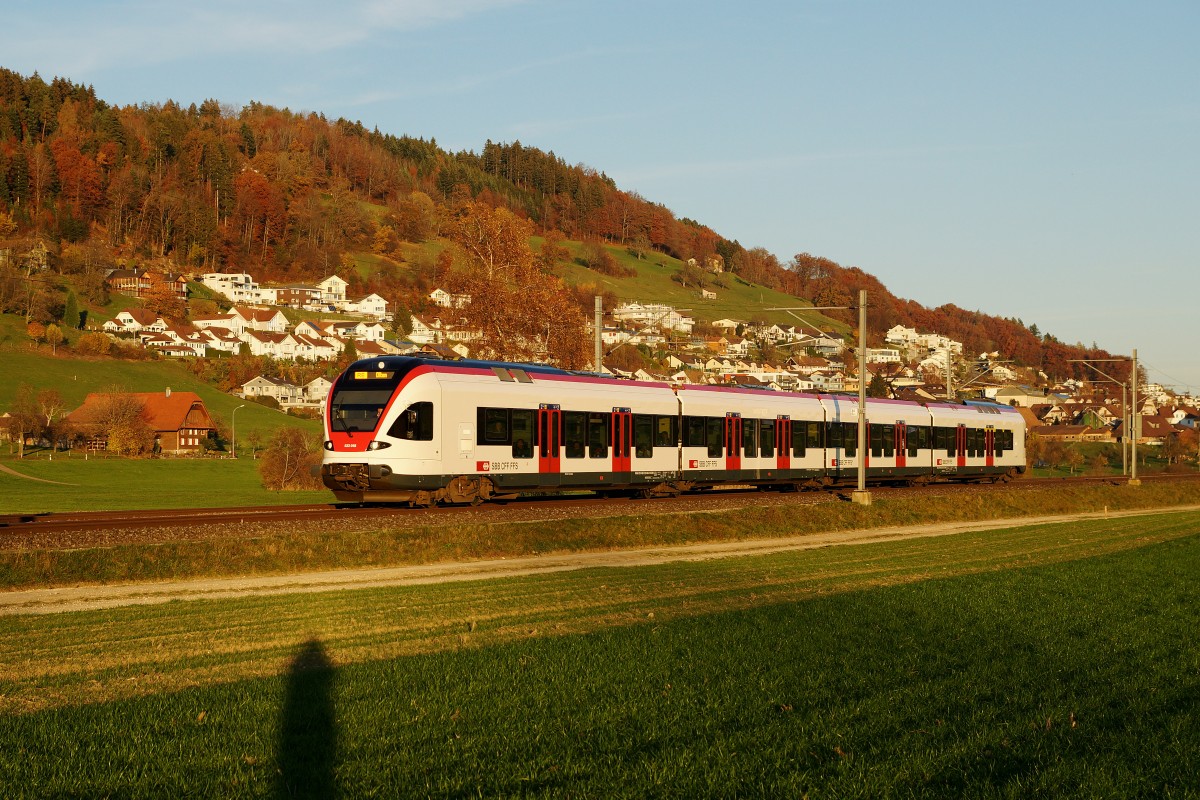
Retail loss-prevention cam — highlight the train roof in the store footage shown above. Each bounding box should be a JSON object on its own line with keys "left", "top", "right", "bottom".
{"left": 343, "top": 355, "right": 572, "bottom": 379}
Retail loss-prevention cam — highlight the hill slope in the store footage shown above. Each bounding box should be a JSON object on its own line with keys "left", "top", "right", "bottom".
{"left": 0, "top": 67, "right": 1117, "bottom": 380}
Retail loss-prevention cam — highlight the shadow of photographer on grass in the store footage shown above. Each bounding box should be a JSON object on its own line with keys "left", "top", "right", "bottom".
{"left": 276, "top": 639, "right": 337, "bottom": 799}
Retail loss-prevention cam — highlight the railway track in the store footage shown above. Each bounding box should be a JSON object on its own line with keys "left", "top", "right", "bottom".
{"left": 2, "top": 472, "right": 1196, "bottom": 547}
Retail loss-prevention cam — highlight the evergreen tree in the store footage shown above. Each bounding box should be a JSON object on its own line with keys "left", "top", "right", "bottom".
{"left": 61, "top": 290, "right": 80, "bottom": 329}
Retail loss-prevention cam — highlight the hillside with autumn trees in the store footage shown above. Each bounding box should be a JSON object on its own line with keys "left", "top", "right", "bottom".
{"left": 0, "top": 67, "right": 1121, "bottom": 380}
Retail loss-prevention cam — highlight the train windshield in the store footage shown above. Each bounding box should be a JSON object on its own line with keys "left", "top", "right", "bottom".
{"left": 329, "top": 369, "right": 403, "bottom": 433}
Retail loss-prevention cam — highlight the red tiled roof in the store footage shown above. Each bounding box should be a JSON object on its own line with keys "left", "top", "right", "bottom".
{"left": 67, "top": 391, "right": 215, "bottom": 432}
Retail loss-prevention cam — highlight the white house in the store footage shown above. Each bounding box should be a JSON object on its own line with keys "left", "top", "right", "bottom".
{"left": 353, "top": 321, "right": 389, "bottom": 341}
{"left": 303, "top": 376, "right": 333, "bottom": 407}
{"left": 240, "top": 331, "right": 292, "bottom": 358}
{"left": 293, "top": 334, "right": 341, "bottom": 361}
{"left": 200, "top": 272, "right": 260, "bottom": 304}
{"left": 192, "top": 314, "right": 245, "bottom": 337}
{"left": 430, "top": 288, "right": 470, "bottom": 308}
{"left": 612, "top": 302, "right": 695, "bottom": 334}
{"left": 241, "top": 375, "right": 300, "bottom": 404}
{"left": 230, "top": 306, "right": 289, "bottom": 333}
{"left": 318, "top": 275, "right": 348, "bottom": 306}
{"left": 104, "top": 309, "right": 167, "bottom": 334}
{"left": 408, "top": 315, "right": 444, "bottom": 345}
{"left": 866, "top": 348, "right": 902, "bottom": 364}
{"left": 347, "top": 293, "right": 389, "bottom": 319}
{"left": 194, "top": 327, "right": 242, "bottom": 355}
{"left": 809, "top": 371, "right": 846, "bottom": 391}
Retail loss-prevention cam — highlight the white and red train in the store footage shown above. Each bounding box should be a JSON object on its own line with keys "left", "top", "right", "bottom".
{"left": 320, "top": 356, "right": 1026, "bottom": 505}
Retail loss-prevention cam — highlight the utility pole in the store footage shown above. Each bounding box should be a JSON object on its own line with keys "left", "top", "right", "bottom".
{"left": 945, "top": 350, "right": 954, "bottom": 400}
{"left": 594, "top": 295, "right": 603, "bottom": 374}
{"left": 1130, "top": 348, "right": 1140, "bottom": 486}
{"left": 852, "top": 289, "right": 871, "bottom": 506}
{"left": 764, "top": 299, "right": 871, "bottom": 503}
{"left": 1121, "top": 381, "right": 1129, "bottom": 475}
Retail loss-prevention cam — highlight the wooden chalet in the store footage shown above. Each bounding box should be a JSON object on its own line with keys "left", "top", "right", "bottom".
{"left": 66, "top": 389, "right": 216, "bottom": 454}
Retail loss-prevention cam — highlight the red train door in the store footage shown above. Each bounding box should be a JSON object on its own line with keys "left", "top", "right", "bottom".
{"left": 724, "top": 414, "right": 742, "bottom": 473}
{"left": 538, "top": 405, "right": 561, "bottom": 485}
{"left": 611, "top": 408, "right": 632, "bottom": 482}
{"left": 777, "top": 417, "right": 791, "bottom": 471}
{"left": 895, "top": 422, "right": 906, "bottom": 469}
{"left": 956, "top": 425, "right": 967, "bottom": 469}
{"left": 985, "top": 427, "right": 995, "bottom": 468}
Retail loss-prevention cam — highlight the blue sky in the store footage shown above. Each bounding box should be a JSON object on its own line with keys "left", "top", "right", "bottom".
{"left": 6, "top": 1, "right": 1198, "bottom": 391}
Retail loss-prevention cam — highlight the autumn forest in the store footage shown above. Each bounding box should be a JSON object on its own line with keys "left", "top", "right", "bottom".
{"left": 0, "top": 67, "right": 1120, "bottom": 379}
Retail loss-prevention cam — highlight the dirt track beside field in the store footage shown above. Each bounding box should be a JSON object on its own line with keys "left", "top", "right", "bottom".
{"left": 5, "top": 504, "right": 1197, "bottom": 617}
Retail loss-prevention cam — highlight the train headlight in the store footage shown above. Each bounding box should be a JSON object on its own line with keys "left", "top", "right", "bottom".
{"left": 323, "top": 440, "right": 334, "bottom": 451}
{"left": 366, "top": 440, "right": 392, "bottom": 451}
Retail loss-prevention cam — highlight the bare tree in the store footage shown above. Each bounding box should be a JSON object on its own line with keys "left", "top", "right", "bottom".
{"left": 258, "top": 428, "right": 323, "bottom": 490}
{"left": 4, "top": 385, "right": 43, "bottom": 458}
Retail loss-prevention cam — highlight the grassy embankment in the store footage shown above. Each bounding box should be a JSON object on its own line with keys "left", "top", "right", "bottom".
{"left": 0, "top": 511, "right": 1197, "bottom": 796}
{"left": 3, "top": 478, "right": 1199, "bottom": 591}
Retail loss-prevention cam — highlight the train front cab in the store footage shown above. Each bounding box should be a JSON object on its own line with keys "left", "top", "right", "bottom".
{"left": 321, "top": 358, "right": 446, "bottom": 502}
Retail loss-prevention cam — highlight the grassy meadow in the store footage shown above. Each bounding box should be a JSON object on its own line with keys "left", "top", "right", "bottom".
{"left": 0, "top": 456, "right": 330, "bottom": 513}
{"left": 1, "top": 512, "right": 1198, "bottom": 797}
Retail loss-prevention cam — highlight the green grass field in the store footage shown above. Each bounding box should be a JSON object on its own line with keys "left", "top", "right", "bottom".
{"left": 0, "top": 456, "right": 329, "bottom": 513}
{"left": 1, "top": 513, "right": 1197, "bottom": 797}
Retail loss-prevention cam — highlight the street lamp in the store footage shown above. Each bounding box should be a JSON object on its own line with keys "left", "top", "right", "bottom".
{"left": 231, "top": 404, "right": 246, "bottom": 459}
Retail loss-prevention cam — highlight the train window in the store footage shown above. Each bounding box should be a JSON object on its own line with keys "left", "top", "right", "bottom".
{"left": 511, "top": 410, "right": 534, "bottom": 459}
{"left": 683, "top": 416, "right": 706, "bottom": 448}
{"left": 655, "top": 415, "right": 678, "bottom": 447}
{"left": 760, "top": 419, "right": 775, "bottom": 458}
{"left": 706, "top": 417, "right": 723, "bottom": 458}
{"left": 883, "top": 425, "right": 895, "bottom": 458}
{"left": 742, "top": 419, "right": 758, "bottom": 457}
{"left": 633, "top": 414, "right": 654, "bottom": 458}
{"left": 842, "top": 422, "right": 858, "bottom": 456}
{"left": 870, "top": 424, "right": 884, "bottom": 457}
{"left": 479, "top": 408, "right": 509, "bottom": 444}
{"left": 791, "top": 422, "right": 805, "bottom": 457}
{"left": 564, "top": 411, "right": 586, "bottom": 458}
{"left": 388, "top": 401, "right": 433, "bottom": 441}
{"left": 933, "top": 426, "right": 955, "bottom": 456}
{"left": 806, "top": 421, "right": 823, "bottom": 451}
{"left": 330, "top": 388, "right": 395, "bottom": 432}
{"left": 587, "top": 413, "right": 608, "bottom": 458}
{"left": 906, "top": 426, "right": 924, "bottom": 457}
